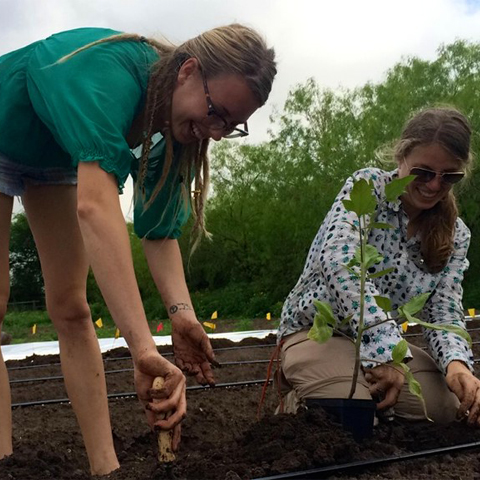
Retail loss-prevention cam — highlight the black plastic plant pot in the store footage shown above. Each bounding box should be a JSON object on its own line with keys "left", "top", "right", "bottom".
{"left": 305, "top": 398, "right": 376, "bottom": 441}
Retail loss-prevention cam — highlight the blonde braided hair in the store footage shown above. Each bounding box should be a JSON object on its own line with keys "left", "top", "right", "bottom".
{"left": 58, "top": 25, "right": 276, "bottom": 245}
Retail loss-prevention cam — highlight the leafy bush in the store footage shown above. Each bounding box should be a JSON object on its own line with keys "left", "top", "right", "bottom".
{"left": 190, "top": 282, "right": 280, "bottom": 320}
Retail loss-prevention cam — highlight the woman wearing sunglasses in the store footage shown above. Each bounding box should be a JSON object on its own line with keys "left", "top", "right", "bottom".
{"left": 0, "top": 26, "right": 276, "bottom": 475}
{"left": 277, "top": 107, "right": 480, "bottom": 427}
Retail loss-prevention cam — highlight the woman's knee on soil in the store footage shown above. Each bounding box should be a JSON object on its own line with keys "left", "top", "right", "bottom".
{"left": 395, "top": 373, "right": 459, "bottom": 423}
{"left": 281, "top": 334, "right": 369, "bottom": 400}
{"left": 396, "top": 345, "right": 460, "bottom": 423}
{"left": 47, "top": 294, "right": 92, "bottom": 335}
{"left": 282, "top": 335, "right": 356, "bottom": 378}
{"left": 427, "top": 393, "right": 459, "bottom": 423}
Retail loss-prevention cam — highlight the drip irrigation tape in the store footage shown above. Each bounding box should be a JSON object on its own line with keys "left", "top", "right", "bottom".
{"left": 252, "top": 440, "right": 480, "bottom": 480}
{"left": 9, "top": 360, "right": 272, "bottom": 386}
{"left": 7, "top": 362, "right": 62, "bottom": 372}
{"left": 9, "top": 368, "right": 133, "bottom": 385}
{"left": 11, "top": 378, "right": 271, "bottom": 408}
{"left": 101, "top": 343, "right": 276, "bottom": 362}
{"left": 10, "top": 374, "right": 64, "bottom": 385}
{"left": 6, "top": 343, "right": 275, "bottom": 372}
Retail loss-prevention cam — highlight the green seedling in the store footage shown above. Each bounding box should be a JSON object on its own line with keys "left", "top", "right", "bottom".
{"left": 308, "top": 175, "right": 471, "bottom": 418}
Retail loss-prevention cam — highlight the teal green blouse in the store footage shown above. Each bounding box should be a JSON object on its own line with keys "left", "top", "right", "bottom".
{"left": 0, "top": 27, "right": 190, "bottom": 239}
{"left": 131, "top": 137, "right": 191, "bottom": 240}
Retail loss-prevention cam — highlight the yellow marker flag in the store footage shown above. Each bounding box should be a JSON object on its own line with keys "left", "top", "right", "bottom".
{"left": 266, "top": 313, "right": 271, "bottom": 320}
{"left": 32, "top": 324, "right": 37, "bottom": 335}
{"left": 468, "top": 308, "right": 476, "bottom": 318}
{"left": 203, "top": 321, "right": 216, "bottom": 330}
{"left": 114, "top": 328, "right": 120, "bottom": 339}
{"left": 95, "top": 318, "right": 103, "bottom": 328}
{"left": 211, "top": 311, "right": 218, "bottom": 320}
{"left": 401, "top": 322, "right": 408, "bottom": 333}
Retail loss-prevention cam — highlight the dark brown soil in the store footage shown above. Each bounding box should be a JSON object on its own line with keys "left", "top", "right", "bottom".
{"left": 3, "top": 326, "right": 480, "bottom": 480}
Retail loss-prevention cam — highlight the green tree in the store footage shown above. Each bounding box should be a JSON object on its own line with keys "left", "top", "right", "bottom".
{"left": 184, "top": 39, "right": 480, "bottom": 316}
{"left": 9, "top": 213, "right": 44, "bottom": 305}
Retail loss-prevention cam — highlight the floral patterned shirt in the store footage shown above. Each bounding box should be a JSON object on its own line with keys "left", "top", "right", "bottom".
{"left": 279, "top": 168, "right": 473, "bottom": 374}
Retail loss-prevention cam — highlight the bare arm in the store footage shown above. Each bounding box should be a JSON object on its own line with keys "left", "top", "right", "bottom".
{"left": 76, "top": 162, "right": 185, "bottom": 432}
{"left": 143, "top": 237, "right": 216, "bottom": 385}
{"left": 77, "top": 163, "right": 154, "bottom": 357}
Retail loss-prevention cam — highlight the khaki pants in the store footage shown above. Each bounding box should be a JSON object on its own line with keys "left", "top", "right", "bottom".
{"left": 278, "top": 330, "right": 459, "bottom": 422}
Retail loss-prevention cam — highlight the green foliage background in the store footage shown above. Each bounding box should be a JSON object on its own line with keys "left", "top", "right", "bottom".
{"left": 8, "top": 40, "right": 480, "bottom": 327}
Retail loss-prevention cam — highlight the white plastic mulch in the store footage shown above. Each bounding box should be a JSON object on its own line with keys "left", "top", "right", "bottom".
{"left": 1, "top": 329, "right": 278, "bottom": 361}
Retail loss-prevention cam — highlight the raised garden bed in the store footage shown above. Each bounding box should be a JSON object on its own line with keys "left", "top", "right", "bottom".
{"left": 3, "top": 326, "right": 480, "bottom": 479}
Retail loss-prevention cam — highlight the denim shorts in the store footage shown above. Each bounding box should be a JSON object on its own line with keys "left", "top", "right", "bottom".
{"left": 0, "top": 152, "right": 77, "bottom": 197}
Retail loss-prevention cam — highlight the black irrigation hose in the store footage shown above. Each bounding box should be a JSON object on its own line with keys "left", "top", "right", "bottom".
{"left": 10, "top": 374, "right": 64, "bottom": 385}
{"left": 11, "top": 378, "right": 271, "bottom": 408}
{"left": 9, "top": 360, "right": 272, "bottom": 386}
{"left": 12, "top": 352, "right": 480, "bottom": 387}
{"left": 101, "top": 344, "right": 277, "bottom": 364}
{"left": 9, "top": 368, "right": 133, "bottom": 385}
{"left": 6, "top": 342, "right": 276, "bottom": 372}
{"left": 252, "top": 440, "right": 480, "bottom": 480}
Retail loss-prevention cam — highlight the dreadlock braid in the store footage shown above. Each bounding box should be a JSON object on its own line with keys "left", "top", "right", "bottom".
{"left": 57, "top": 24, "right": 276, "bottom": 246}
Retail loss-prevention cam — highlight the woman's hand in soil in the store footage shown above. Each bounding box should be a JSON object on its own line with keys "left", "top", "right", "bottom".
{"left": 141, "top": 239, "right": 217, "bottom": 385}
{"left": 446, "top": 360, "right": 480, "bottom": 426}
{"left": 134, "top": 351, "right": 186, "bottom": 445}
{"left": 364, "top": 364, "right": 404, "bottom": 410}
{"left": 172, "top": 316, "right": 218, "bottom": 386}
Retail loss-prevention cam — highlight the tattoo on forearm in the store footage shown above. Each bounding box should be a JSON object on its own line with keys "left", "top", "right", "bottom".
{"left": 169, "top": 303, "right": 193, "bottom": 315}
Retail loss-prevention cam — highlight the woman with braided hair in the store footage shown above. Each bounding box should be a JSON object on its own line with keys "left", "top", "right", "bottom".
{"left": 278, "top": 107, "right": 480, "bottom": 428}
{"left": 0, "top": 26, "right": 276, "bottom": 475}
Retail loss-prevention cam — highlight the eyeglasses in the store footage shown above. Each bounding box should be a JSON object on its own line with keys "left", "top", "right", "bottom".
{"left": 405, "top": 158, "right": 465, "bottom": 185}
{"left": 201, "top": 71, "right": 249, "bottom": 139}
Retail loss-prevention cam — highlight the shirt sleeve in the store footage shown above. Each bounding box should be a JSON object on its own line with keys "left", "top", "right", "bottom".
{"left": 316, "top": 170, "right": 409, "bottom": 368}
{"left": 25, "top": 30, "right": 153, "bottom": 191}
{"left": 132, "top": 139, "right": 192, "bottom": 240}
{"left": 422, "top": 220, "right": 474, "bottom": 374}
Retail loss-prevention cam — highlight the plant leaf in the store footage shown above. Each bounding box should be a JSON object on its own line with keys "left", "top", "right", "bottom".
{"left": 353, "top": 246, "right": 362, "bottom": 265}
{"left": 368, "top": 267, "right": 395, "bottom": 279}
{"left": 397, "top": 308, "right": 416, "bottom": 324}
{"left": 397, "top": 363, "right": 432, "bottom": 421}
{"left": 308, "top": 301, "right": 338, "bottom": 344}
{"left": 313, "top": 300, "right": 337, "bottom": 327}
{"left": 364, "top": 244, "right": 383, "bottom": 269}
{"left": 308, "top": 324, "right": 333, "bottom": 344}
{"left": 342, "top": 199, "right": 355, "bottom": 212}
{"left": 400, "top": 292, "right": 431, "bottom": 317}
{"left": 345, "top": 257, "right": 359, "bottom": 269}
{"left": 340, "top": 314, "right": 353, "bottom": 326}
{"left": 384, "top": 175, "right": 415, "bottom": 202}
{"left": 405, "top": 317, "right": 472, "bottom": 345}
{"left": 406, "top": 373, "right": 423, "bottom": 398}
{"left": 392, "top": 339, "right": 408, "bottom": 363}
{"left": 374, "top": 295, "right": 392, "bottom": 312}
{"left": 343, "top": 179, "right": 376, "bottom": 216}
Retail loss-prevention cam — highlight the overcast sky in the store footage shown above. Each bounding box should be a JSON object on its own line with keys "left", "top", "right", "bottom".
{"left": 3, "top": 0, "right": 480, "bottom": 217}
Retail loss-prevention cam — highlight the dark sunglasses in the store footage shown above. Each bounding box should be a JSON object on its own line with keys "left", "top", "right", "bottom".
{"left": 409, "top": 166, "right": 465, "bottom": 185}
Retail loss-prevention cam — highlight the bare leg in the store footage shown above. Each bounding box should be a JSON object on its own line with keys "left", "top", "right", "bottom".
{"left": 0, "top": 193, "right": 13, "bottom": 459}
{"left": 23, "top": 185, "right": 119, "bottom": 475}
